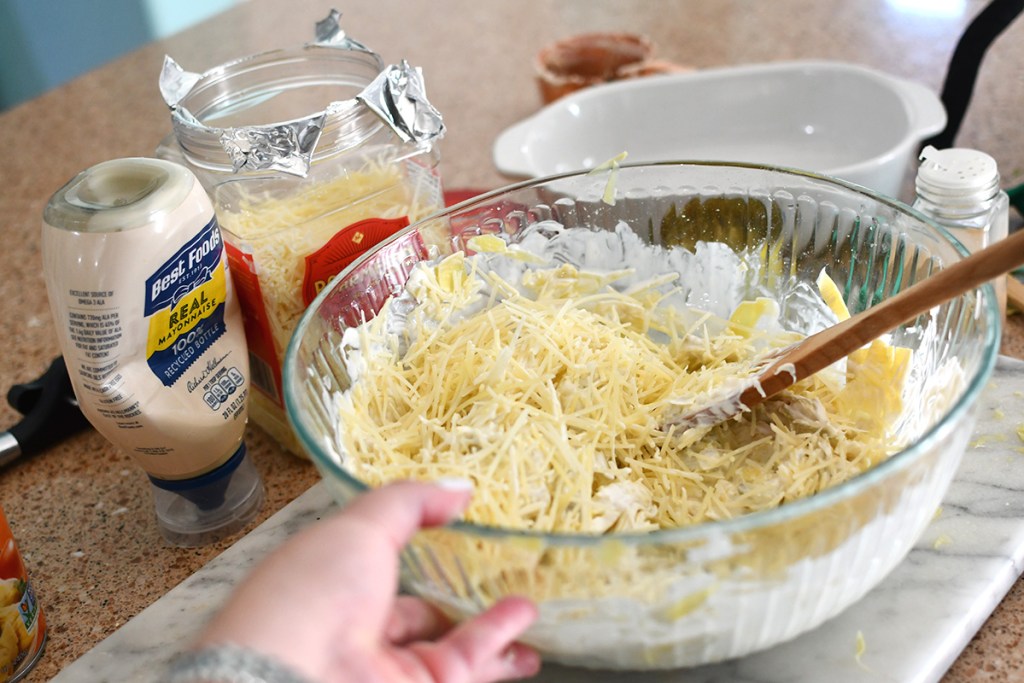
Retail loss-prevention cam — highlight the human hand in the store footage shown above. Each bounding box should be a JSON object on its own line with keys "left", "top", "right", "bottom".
{"left": 193, "top": 480, "right": 540, "bottom": 683}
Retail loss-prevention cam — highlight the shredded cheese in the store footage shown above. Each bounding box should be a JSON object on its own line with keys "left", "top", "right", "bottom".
{"left": 588, "top": 151, "right": 628, "bottom": 205}
{"left": 216, "top": 159, "right": 442, "bottom": 450}
{"left": 970, "top": 433, "right": 1008, "bottom": 448}
{"left": 855, "top": 630, "right": 871, "bottom": 671}
{"left": 218, "top": 162, "right": 442, "bottom": 364}
{"left": 336, "top": 248, "right": 904, "bottom": 534}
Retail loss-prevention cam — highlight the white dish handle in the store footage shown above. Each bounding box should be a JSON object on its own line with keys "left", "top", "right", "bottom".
{"left": 890, "top": 75, "right": 947, "bottom": 138}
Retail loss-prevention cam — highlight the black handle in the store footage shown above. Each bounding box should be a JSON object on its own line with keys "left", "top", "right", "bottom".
{"left": 5, "top": 356, "right": 92, "bottom": 461}
{"left": 923, "top": 0, "right": 1024, "bottom": 150}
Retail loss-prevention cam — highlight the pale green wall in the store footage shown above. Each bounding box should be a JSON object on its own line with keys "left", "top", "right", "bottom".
{"left": 0, "top": 0, "right": 237, "bottom": 110}
{"left": 142, "top": 0, "right": 237, "bottom": 42}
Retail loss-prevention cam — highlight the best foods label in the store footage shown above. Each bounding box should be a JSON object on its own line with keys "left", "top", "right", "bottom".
{"left": 144, "top": 218, "right": 228, "bottom": 387}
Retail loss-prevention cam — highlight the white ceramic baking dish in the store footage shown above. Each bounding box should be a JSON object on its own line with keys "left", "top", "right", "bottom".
{"left": 493, "top": 60, "right": 946, "bottom": 199}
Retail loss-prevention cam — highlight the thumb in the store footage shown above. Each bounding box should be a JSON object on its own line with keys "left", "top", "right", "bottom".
{"left": 335, "top": 478, "right": 474, "bottom": 553}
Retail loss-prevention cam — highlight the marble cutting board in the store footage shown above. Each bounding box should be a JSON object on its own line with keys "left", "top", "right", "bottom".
{"left": 52, "top": 357, "right": 1024, "bottom": 683}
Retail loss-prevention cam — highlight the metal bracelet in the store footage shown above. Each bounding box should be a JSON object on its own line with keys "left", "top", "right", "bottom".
{"left": 166, "top": 645, "right": 314, "bottom": 683}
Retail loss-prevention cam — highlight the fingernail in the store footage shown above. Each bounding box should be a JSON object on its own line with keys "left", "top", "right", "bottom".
{"left": 435, "top": 477, "right": 474, "bottom": 492}
{"left": 504, "top": 644, "right": 541, "bottom": 676}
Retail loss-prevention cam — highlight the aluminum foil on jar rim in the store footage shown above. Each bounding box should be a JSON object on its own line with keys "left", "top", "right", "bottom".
{"left": 158, "top": 9, "right": 445, "bottom": 178}
{"left": 356, "top": 60, "right": 445, "bottom": 144}
{"left": 313, "top": 8, "right": 373, "bottom": 52}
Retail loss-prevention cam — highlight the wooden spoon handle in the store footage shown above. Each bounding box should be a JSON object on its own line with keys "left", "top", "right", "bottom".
{"left": 741, "top": 226, "right": 1024, "bottom": 406}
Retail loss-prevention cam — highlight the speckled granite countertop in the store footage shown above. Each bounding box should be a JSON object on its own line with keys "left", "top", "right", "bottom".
{"left": 0, "top": 1, "right": 1021, "bottom": 681}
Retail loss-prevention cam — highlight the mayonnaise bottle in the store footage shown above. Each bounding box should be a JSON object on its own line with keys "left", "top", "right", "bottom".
{"left": 41, "top": 158, "right": 264, "bottom": 547}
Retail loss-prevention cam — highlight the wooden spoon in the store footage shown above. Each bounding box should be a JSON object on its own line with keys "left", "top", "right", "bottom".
{"left": 664, "top": 226, "right": 1024, "bottom": 429}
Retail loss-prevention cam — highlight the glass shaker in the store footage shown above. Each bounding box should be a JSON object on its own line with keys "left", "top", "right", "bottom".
{"left": 912, "top": 145, "right": 1009, "bottom": 320}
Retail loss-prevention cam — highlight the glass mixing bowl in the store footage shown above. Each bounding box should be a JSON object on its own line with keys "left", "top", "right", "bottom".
{"left": 283, "top": 162, "right": 998, "bottom": 669}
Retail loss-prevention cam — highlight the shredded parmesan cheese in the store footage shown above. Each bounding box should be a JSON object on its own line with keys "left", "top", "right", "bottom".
{"left": 588, "top": 151, "right": 628, "bottom": 206}
{"left": 218, "top": 163, "right": 441, "bottom": 359}
{"left": 336, "top": 242, "right": 905, "bottom": 534}
{"left": 855, "top": 630, "right": 871, "bottom": 671}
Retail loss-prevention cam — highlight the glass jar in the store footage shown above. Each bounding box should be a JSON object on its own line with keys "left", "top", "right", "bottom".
{"left": 160, "top": 44, "right": 446, "bottom": 455}
{"left": 912, "top": 146, "right": 1009, "bottom": 320}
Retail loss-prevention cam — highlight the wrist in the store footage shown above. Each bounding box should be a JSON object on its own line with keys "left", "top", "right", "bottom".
{"left": 166, "top": 644, "right": 314, "bottom": 683}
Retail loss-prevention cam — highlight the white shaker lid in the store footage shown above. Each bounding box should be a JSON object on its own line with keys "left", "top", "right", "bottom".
{"left": 916, "top": 145, "right": 999, "bottom": 203}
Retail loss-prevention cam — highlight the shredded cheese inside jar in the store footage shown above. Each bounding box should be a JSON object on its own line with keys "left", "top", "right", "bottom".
{"left": 336, "top": 227, "right": 911, "bottom": 534}
{"left": 218, "top": 163, "right": 440, "bottom": 357}
{"left": 215, "top": 158, "right": 442, "bottom": 453}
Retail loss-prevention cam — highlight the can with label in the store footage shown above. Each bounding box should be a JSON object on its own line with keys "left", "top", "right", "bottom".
{"left": 0, "top": 506, "right": 45, "bottom": 682}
